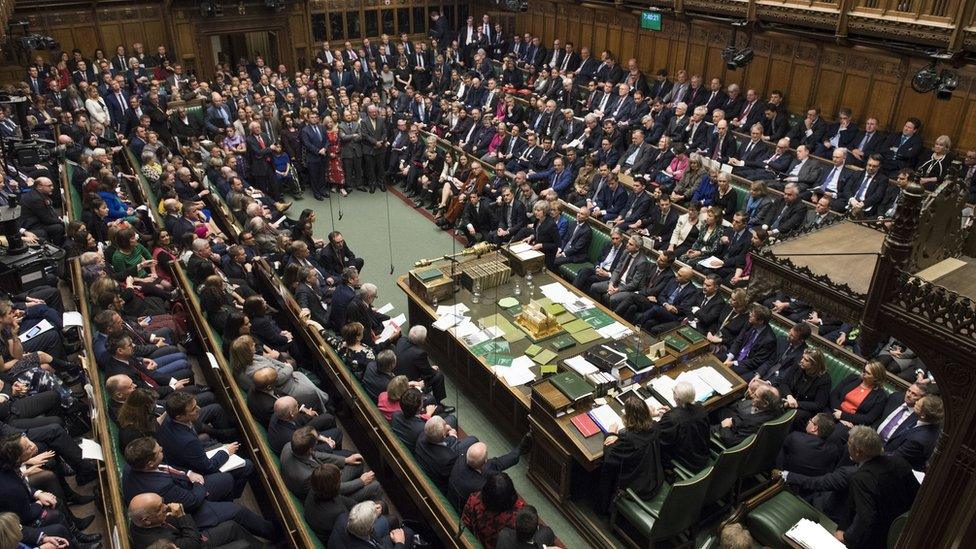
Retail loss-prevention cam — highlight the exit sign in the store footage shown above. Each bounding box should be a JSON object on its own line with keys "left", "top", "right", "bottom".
{"left": 641, "top": 11, "right": 662, "bottom": 31}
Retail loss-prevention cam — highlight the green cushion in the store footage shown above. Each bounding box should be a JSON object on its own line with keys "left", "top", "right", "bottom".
{"left": 588, "top": 228, "right": 610, "bottom": 263}
{"left": 559, "top": 261, "right": 592, "bottom": 280}
{"left": 186, "top": 105, "right": 204, "bottom": 124}
{"left": 745, "top": 491, "right": 836, "bottom": 549}
{"left": 616, "top": 484, "right": 669, "bottom": 534}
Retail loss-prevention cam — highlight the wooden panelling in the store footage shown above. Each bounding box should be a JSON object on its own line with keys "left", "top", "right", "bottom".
{"left": 508, "top": 0, "right": 975, "bottom": 150}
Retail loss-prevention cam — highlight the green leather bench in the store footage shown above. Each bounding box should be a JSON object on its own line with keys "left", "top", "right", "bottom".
{"left": 186, "top": 105, "right": 205, "bottom": 125}
{"left": 556, "top": 212, "right": 611, "bottom": 281}
{"left": 744, "top": 490, "right": 837, "bottom": 549}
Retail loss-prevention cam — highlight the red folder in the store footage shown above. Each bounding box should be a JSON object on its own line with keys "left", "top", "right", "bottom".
{"left": 571, "top": 412, "right": 601, "bottom": 437}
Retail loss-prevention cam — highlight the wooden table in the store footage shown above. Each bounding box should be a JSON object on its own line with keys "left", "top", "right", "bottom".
{"left": 399, "top": 269, "right": 746, "bottom": 548}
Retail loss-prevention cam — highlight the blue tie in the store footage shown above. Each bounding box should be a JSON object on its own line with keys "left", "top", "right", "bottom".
{"left": 820, "top": 167, "right": 837, "bottom": 192}
{"left": 667, "top": 284, "right": 682, "bottom": 304}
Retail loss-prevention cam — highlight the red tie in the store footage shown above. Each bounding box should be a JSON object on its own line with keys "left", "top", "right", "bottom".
{"left": 257, "top": 135, "right": 266, "bottom": 148}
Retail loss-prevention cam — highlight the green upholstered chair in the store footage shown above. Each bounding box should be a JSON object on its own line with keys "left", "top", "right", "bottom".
{"left": 735, "top": 409, "right": 797, "bottom": 481}
{"left": 744, "top": 490, "right": 837, "bottom": 549}
{"left": 558, "top": 213, "right": 610, "bottom": 280}
{"left": 676, "top": 434, "right": 756, "bottom": 507}
{"left": 612, "top": 466, "right": 714, "bottom": 548}
{"left": 887, "top": 511, "right": 909, "bottom": 548}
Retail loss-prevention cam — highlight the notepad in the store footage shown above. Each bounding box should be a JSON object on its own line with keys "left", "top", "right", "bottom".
{"left": 563, "top": 318, "right": 591, "bottom": 334}
{"left": 525, "top": 344, "right": 543, "bottom": 357}
{"left": 588, "top": 404, "right": 623, "bottom": 434}
{"left": 565, "top": 355, "right": 599, "bottom": 376}
{"left": 206, "top": 447, "right": 247, "bottom": 473}
{"left": 571, "top": 329, "right": 601, "bottom": 344}
{"left": 540, "top": 364, "right": 558, "bottom": 374}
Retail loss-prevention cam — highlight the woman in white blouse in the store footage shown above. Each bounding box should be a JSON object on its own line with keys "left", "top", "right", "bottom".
{"left": 668, "top": 200, "right": 704, "bottom": 257}
{"left": 83, "top": 86, "right": 110, "bottom": 125}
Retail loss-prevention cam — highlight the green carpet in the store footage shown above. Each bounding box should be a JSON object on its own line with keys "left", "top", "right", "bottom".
{"left": 292, "top": 189, "right": 593, "bottom": 548}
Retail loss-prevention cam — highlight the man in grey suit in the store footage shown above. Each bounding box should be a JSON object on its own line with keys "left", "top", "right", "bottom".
{"left": 774, "top": 144, "right": 821, "bottom": 193}
{"left": 360, "top": 105, "right": 388, "bottom": 192}
{"left": 616, "top": 129, "right": 652, "bottom": 175}
{"left": 338, "top": 109, "right": 365, "bottom": 192}
{"left": 590, "top": 235, "right": 651, "bottom": 309}
{"left": 280, "top": 426, "right": 381, "bottom": 501}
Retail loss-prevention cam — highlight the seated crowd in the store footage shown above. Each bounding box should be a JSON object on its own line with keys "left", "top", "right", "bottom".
{"left": 0, "top": 9, "right": 955, "bottom": 548}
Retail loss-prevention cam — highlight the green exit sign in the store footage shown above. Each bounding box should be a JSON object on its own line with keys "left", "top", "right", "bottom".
{"left": 641, "top": 11, "right": 662, "bottom": 31}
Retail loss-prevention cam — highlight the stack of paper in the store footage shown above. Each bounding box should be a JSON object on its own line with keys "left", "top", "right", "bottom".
{"left": 492, "top": 356, "right": 537, "bottom": 386}
{"left": 676, "top": 371, "right": 716, "bottom": 402}
{"left": 695, "top": 366, "right": 735, "bottom": 395}
{"left": 433, "top": 313, "right": 466, "bottom": 331}
{"left": 509, "top": 242, "right": 533, "bottom": 254}
{"left": 784, "top": 519, "right": 845, "bottom": 549}
{"left": 650, "top": 375, "right": 678, "bottom": 406}
{"left": 450, "top": 321, "right": 480, "bottom": 338}
{"left": 565, "top": 355, "right": 599, "bottom": 376}
{"left": 588, "top": 404, "right": 623, "bottom": 433}
{"left": 596, "top": 322, "right": 633, "bottom": 340}
{"left": 436, "top": 303, "right": 470, "bottom": 317}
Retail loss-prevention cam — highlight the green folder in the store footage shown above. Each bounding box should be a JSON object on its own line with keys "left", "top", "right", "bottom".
{"left": 532, "top": 349, "right": 558, "bottom": 365}
{"left": 550, "top": 334, "right": 576, "bottom": 351}
{"left": 525, "top": 344, "right": 543, "bottom": 357}
{"left": 555, "top": 311, "right": 576, "bottom": 325}
{"left": 579, "top": 308, "right": 615, "bottom": 329}
{"left": 678, "top": 326, "right": 705, "bottom": 344}
{"left": 664, "top": 335, "right": 689, "bottom": 353}
{"left": 550, "top": 371, "right": 594, "bottom": 401}
{"left": 487, "top": 354, "right": 513, "bottom": 367}
{"left": 543, "top": 303, "right": 566, "bottom": 316}
{"left": 571, "top": 329, "right": 601, "bottom": 344}
{"left": 563, "top": 318, "right": 591, "bottom": 334}
{"left": 540, "top": 364, "right": 558, "bottom": 374}
{"left": 416, "top": 268, "right": 442, "bottom": 281}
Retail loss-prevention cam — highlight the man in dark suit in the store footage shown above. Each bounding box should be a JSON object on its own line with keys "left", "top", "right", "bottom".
{"left": 489, "top": 185, "right": 527, "bottom": 245}
{"left": 320, "top": 230, "right": 364, "bottom": 280}
{"left": 19, "top": 177, "right": 64, "bottom": 244}
{"left": 885, "top": 395, "right": 941, "bottom": 471}
{"left": 730, "top": 124, "right": 771, "bottom": 177}
{"left": 642, "top": 194, "right": 680, "bottom": 247}
{"left": 739, "top": 137, "right": 793, "bottom": 182}
{"left": 716, "top": 384, "right": 782, "bottom": 446}
{"left": 169, "top": 106, "right": 204, "bottom": 144}
{"left": 155, "top": 393, "right": 254, "bottom": 497}
{"left": 762, "top": 183, "right": 808, "bottom": 237}
{"left": 281, "top": 427, "right": 379, "bottom": 501}
{"left": 848, "top": 117, "right": 887, "bottom": 167}
{"left": 395, "top": 326, "right": 448, "bottom": 406}
{"left": 414, "top": 416, "right": 479, "bottom": 492}
{"left": 204, "top": 95, "right": 234, "bottom": 136}
{"left": 572, "top": 228, "right": 625, "bottom": 292}
{"left": 245, "top": 121, "right": 280, "bottom": 201}
{"left": 457, "top": 192, "right": 493, "bottom": 245}
{"left": 649, "top": 273, "right": 725, "bottom": 336}
{"left": 594, "top": 137, "right": 621, "bottom": 169}
{"left": 724, "top": 304, "right": 778, "bottom": 379}
{"left": 122, "top": 437, "right": 276, "bottom": 540}
{"left": 554, "top": 206, "right": 593, "bottom": 266}
{"left": 754, "top": 323, "right": 811, "bottom": 392}
{"left": 836, "top": 426, "right": 919, "bottom": 549}
{"left": 429, "top": 11, "right": 450, "bottom": 42}
{"left": 612, "top": 179, "right": 654, "bottom": 231}
{"left": 300, "top": 112, "right": 330, "bottom": 199}
{"left": 706, "top": 120, "right": 738, "bottom": 164}
{"left": 815, "top": 107, "right": 858, "bottom": 158}
{"left": 611, "top": 250, "right": 676, "bottom": 320}
{"left": 267, "top": 396, "right": 340, "bottom": 455}
{"left": 127, "top": 492, "right": 267, "bottom": 549}
{"left": 447, "top": 440, "right": 528, "bottom": 510}
{"left": 838, "top": 154, "right": 887, "bottom": 216}
{"left": 807, "top": 148, "right": 855, "bottom": 202}
{"left": 732, "top": 89, "right": 765, "bottom": 132}
{"left": 883, "top": 117, "right": 923, "bottom": 173}
{"left": 591, "top": 235, "right": 651, "bottom": 309}
{"left": 777, "top": 412, "right": 842, "bottom": 476}
{"left": 636, "top": 265, "right": 700, "bottom": 330}
{"left": 788, "top": 107, "right": 827, "bottom": 150}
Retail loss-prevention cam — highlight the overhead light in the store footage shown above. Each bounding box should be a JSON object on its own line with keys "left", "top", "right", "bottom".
{"left": 935, "top": 70, "right": 957, "bottom": 100}
{"left": 912, "top": 62, "right": 939, "bottom": 94}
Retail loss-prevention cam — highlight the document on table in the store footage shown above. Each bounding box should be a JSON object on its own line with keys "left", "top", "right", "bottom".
{"left": 695, "top": 366, "right": 735, "bottom": 395}
{"left": 436, "top": 303, "right": 470, "bottom": 317}
{"left": 784, "top": 518, "right": 845, "bottom": 549}
{"left": 376, "top": 302, "right": 395, "bottom": 315}
{"left": 588, "top": 404, "right": 623, "bottom": 433}
{"left": 650, "top": 375, "right": 678, "bottom": 406}
{"left": 509, "top": 242, "right": 532, "bottom": 254}
{"left": 206, "top": 446, "right": 247, "bottom": 473}
{"left": 565, "top": 355, "right": 599, "bottom": 376}
{"left": 676, "top": 371, "right": 715, "bottom": 402}
{"left": 492, "top": 364, "right": 537, "bottom": 387}
{"left": 433, "top": 313, "right": 465, "bottom": 331}
{"left": 596, "top": 322, "right": 633, "bottom": 340}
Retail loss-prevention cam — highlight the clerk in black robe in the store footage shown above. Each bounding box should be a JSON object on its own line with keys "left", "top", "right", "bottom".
{"left": 597, "top": 394, "right": 663, "bottom": 513}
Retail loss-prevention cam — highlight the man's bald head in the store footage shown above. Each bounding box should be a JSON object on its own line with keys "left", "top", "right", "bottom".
{"left": 676, "top": 266, "right": 694, "bottom": 283}
{"left": 252, "top": 367, "right": 278, "bottom": 390}
{"left": 129, "top": 492, "right": 164, "bottom": 526}
{"left": 466, "top": 442, "right": 488, "bottom": 469}
{"left": 273, "top": 395, "right": 299, "bottom": 419}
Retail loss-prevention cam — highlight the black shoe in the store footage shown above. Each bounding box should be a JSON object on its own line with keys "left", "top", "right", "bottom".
{"left": 440, "top": 405, "right": 456, "bottom": 415}
{"left": 379, "top": 184, "right": 387, "bottom": 192}
{"left": 517, "top": 431, "right": 534, "bottom": 455}
{"left": 60, "top": 372, "right": 82, "bottom": 386}
{"left": 78, "top": 542, "right": 102, "bottom": 549}
{"left": 322, "top": 192, "right": 331, "bottom": 199}
{"left": 313, "top": 194, "right": 323, "bottom": 200}
{"left": 76, "top": 532, "right": 102, "bottom": 543}
{"left": 73, "top": 514, "right": 95, "bottom": 531}
{"left": 369, "top": 187, "right": 375, "bottom": 194}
